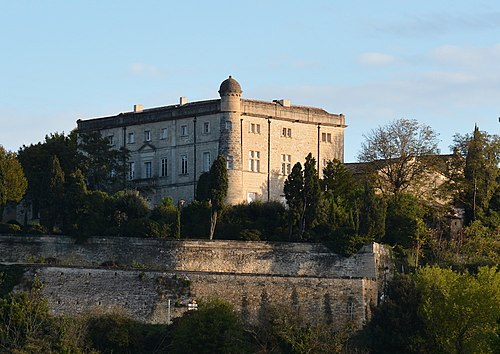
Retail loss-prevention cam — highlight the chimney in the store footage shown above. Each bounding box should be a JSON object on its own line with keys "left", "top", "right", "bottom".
{"left": 134, "top": 104, "right": 143, "bottom": 113}
{"left": 180, "top": 96, "right": 187, "bottom": 105}
{"left": 275, "top": 99, "right": 291, "bottom": 107}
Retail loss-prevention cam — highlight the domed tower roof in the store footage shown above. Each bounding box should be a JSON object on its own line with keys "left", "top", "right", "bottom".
{"left": 219, "top": 76, "right": 242, "bottom": 96}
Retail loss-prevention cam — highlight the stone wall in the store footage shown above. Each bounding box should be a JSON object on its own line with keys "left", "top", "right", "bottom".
{"left": 0, "top": 236, "right": 391, "bottom": 327}
{"left": 30, "top": 266, "right": 376, "bottom": 328}
{"left": 0, "top": 236, "right": 390, "bottom": 279}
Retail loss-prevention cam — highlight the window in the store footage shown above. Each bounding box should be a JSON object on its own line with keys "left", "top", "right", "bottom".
{"left": 248, "top": 150, "right": 260, "bottom": 172}
{"left": 323, "top": 159, "right": 328, "bottom": 168}
{"left": 108, "top": 135, "right": 114, "bottom": 146}
{"left": 180, "top": 155, "right": 188, "bottom": 175}
{"left": 128, "top": 162, "right": 135, "bottom": 180}
{"left": 160, "top": 158, "right": 168, "bottom": 177}
{"left": 203, "top": 152, "right": 211, "bottom": 172}
{"left": 160, "top": 128, "right": 168, "bottom": 140}
{"left": 250, "top": 123, "right": 260, "bottom": 134}
{"left": 203, "top": 122, "right": 210, "bottom": 134}
{"left": 282, "top": 128, "right": 292, "bottom": 137}
{"left": 346, "top": 299, "right": 355, "bottom": 320}
{"left": 225, "top": 121, "right": 232, "bottom": 130}
{"left": 226, "top": 155, "right": 234, "bottom": 169}
{"left": 144, "top": 130, "right": 151, "bottom": 142}
{"left": 281, "top": 154, "right": 291, "bottom": 175}
{"left": 144, "top": 161, "right": 152, "bottom": 178}
{"left": 127, "top": 132, "right": 135, "bottom": 144}
{"left": 181, "top": 125, "right": 188, "bottom": 136}
{"left": 321, "top": 132, "right": 332, "bottom": 143}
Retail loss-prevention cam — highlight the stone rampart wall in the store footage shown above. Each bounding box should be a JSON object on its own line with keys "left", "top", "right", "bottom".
{"left": 29, "top": 266, "right": 376, "bottom": 328}
{"left": 1, "top": 236, "right": 391, "bottom": 327}
{"left": 0, "top": 235, "right": 390, "bottom": 280}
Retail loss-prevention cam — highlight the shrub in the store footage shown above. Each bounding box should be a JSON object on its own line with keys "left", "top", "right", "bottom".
{"left": 24, "top": 224, "right": 48, "bottom": 235}
{"left": 0, "top": 222, "right": 21, "bottom": 234}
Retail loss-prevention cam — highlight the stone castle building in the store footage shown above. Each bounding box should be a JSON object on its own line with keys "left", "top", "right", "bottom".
{"left": 77, "top": 77, "right": 346, "bottom": 206}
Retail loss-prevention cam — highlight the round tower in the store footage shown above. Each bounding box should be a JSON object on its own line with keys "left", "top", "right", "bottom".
{"left": 218, "top": 76, "right": 244, "bottom": 204}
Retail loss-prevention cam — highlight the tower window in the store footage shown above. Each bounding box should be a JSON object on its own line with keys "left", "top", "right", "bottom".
{"left": 250, "top": 123, "right": 261, "bottom": 134}
{"left": 282, "top": 128, "right": 292, "bottom": 137}
{"left": 248, "top": 150, "right": 260, "bottom": 172}
{"left": 144, "top": 130, "right": 151, "bottom": 142}
{"left": 127, "top": 132, "right": 135, "bottom": 144}
{"left": 281, "top": 154, "right": 291, "bottom": 175}
{"left": 321, "top": 132, "right": 332, "bottom": 143}
{"left": 226, "top": 155, "right": 234, "bottom": 170}
{"left": 225, "top": 121, "right": 232, "bottom": 130}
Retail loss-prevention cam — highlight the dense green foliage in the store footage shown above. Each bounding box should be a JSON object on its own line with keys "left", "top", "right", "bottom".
{"left": 367, "top": 267, "right": 500, "bottom": 354}
{"left": 0, "top": 145, "right": 27, "bottom": 217}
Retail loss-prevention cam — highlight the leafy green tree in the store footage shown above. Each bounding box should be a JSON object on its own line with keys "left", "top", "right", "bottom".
{"left": 41, "top": 156, "right": 65, "bottom": 232}
{"left": 78, "top": 131, "right": 129, "bottom": 193}
{"left": 322, "top": 159, "right": 356, "bottom": 200}
{"left": 385, "top": 193, "right": 424, "bottom": 248}
{"left": 367, "top": 274, "right": 429, "bottom": 354}
{"left": 170, "top": 298, "right": 251, "bottom": 354}
{"left": 150, "top": 196, "right": 180, "bottom": 239}
{"left": 181, "top": 200, "right": 211, "bottom": 238}
{"left": 284, "top": 153, "right": 321, "bottom": 240}
{"left": 358, "top": 181, "right": 386, "bottom": 241}
{"left": 284, "top": 162, "right": 304, "bottom": 239}
{"left": 18, "top": 132, "right": 77, "bottom": 220}
{"left": 0, "top": 145, "right": 27, "bottom": 216}
{"left": 218, "top": 201, "right": 287, "bottom": 241}
{"left": 114, "top": 190, "right": 149, "bottom": 221}
{"left": 358, "top": 118, "right": 439, "bottom": 195}
{"left": 195, "top": 156, "right": 228, "bottom": 240}
{"left": 449, "top": 126, "right": 499, "bottom": 226}
{"left": 416, "top": 266, "right": 500, "bottom": 354}
{"left": 62, "top": 169, "right": 87, "bottom": 236}
{"left": 0, "top": 278, "right": 53, "bottom": 353}
{"left": 302, "top": 153, "right": 322, "bottom": 236}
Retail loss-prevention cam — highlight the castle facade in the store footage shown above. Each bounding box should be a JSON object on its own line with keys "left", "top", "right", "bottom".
{"left": 77, "top": 77, "right": 346, "bottom": 206}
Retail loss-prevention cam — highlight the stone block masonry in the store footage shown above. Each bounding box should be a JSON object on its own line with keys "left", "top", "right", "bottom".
{"left": 0, "top": 235, "right": 391, "bottom": 327}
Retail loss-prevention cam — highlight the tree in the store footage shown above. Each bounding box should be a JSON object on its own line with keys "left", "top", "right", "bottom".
{"left": 358, "top": 118, "right": 439, "bottom": 195}
{"left": 284, "top": 162, "right": 304, "bottom": 239}
{"left": 150, "top": 197, "right": 181, "bottom": 239}
{"left": 449, "top": 126, "right": 499, "bottom": 226}
{"left": 196, "top": 156, "right": 228, "bottom": 240}
{"left": 170, "top": 298, "right": 250, "bottom": 354}
{"left": 416, "top": 266, "right": 500, "bottom": 354}
{"left": 41, "top": 156, "right": 65, "bottom": 232}
{"left": 17, "top": 132, "right": 77, "bottom": 219}
{"left": 283, "top": 153, "right": 321, "bottom": 240}
{"left": 0, "top": 146, "right": 27, "bottom": 216}
{"left": 367, "top": 274, "right": 429, "bottom": 354}
{"left": 78, "top": 131, "right": 129, "bottom": 193}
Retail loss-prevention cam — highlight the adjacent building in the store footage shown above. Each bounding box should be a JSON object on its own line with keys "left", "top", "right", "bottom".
{"left": 77, "top": 77, "right": 346, "bottom": 206}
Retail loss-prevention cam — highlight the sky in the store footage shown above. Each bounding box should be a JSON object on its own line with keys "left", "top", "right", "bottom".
{"left": 1, "top": 0, "right": 499, "bottom": 162}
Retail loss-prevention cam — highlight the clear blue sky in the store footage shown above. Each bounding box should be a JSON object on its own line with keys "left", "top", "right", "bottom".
{"left": 1, "top": 0, "right": 499, "bottom": 162}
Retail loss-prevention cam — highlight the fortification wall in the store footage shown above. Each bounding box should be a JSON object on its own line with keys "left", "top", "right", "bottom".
{"left": 0, "top": 236, "right": 391, "bottom": 327}
{"left": 27, "top": 266, "right": 376, "bottom": 328}
{"left": 0, "top": 236, "right": 390, "bottom": 280}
